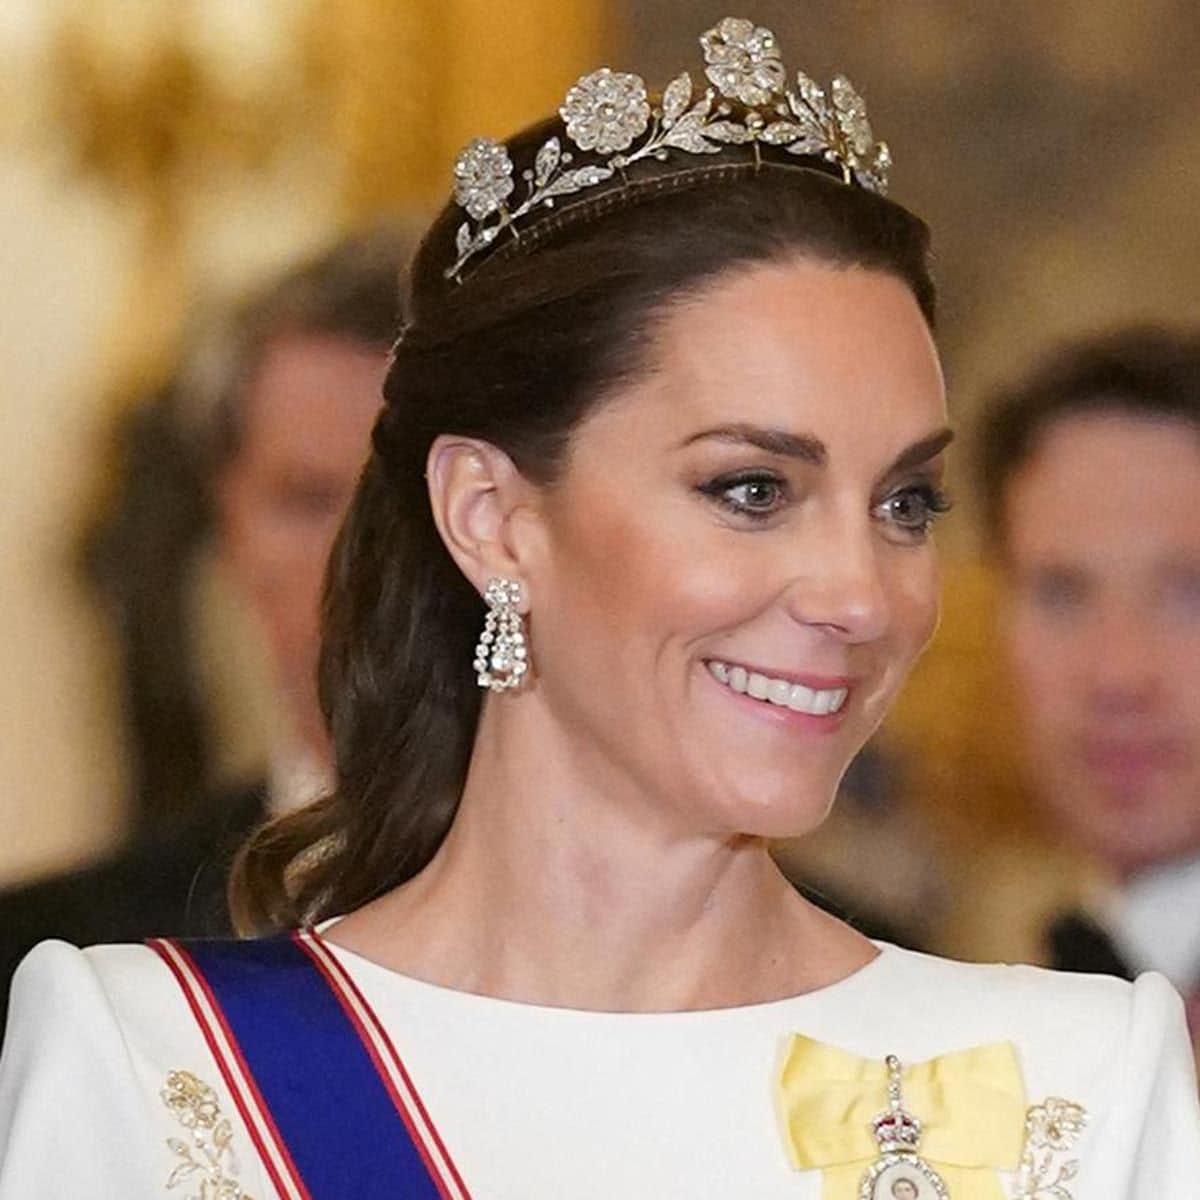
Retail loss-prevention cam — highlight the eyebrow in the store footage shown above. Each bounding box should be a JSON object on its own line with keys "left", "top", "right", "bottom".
{"left": 680, "top": 423, "right": 955, "bottom": 474}
{"left": 885, "top": 427, "right": 955, "bottom": 475}
{"left": 680, "top": 424, "right": 827, "bottom": 464}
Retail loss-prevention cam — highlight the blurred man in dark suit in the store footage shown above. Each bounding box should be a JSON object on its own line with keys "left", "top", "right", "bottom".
{"left": 0, "top": 229, "right": 407, "bottom": 1033}
{"left": 977, "top": 327, "right": 1200, "bottom": 1044}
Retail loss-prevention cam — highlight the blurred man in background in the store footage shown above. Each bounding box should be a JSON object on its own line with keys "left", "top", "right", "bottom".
{"left": 977, "top": 327, "right": 1200, "bottom": 1042}
{"left": 0, "top": 228, "right": 407, "bottom": 1031}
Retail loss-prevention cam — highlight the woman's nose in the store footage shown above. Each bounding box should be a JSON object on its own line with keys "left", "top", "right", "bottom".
{"left": 781, "top": 516, "right": 891, "bottom": 643}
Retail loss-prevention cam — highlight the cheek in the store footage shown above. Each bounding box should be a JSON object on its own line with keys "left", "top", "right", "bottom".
{"left": 1170, "top": 635, "right": 1200, "bottom": 735}
{"left": 1005, "top": 610, "right": 1065, "bottom": 691}
{"left": 1002, "top": 612, "right": 1078, "bottom": 746}
{"left": 539, "top": 497, "right": 748, "bottom": 654}
{"left": 885, "top": 550, "right": 941, "bottom": 665}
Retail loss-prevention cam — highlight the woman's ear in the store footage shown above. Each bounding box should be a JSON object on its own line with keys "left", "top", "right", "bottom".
{"left": 425, "top": 435, "right": 540, "bottom": 601}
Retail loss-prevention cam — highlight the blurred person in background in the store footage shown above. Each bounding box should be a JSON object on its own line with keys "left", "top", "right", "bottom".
{"left": 0, "top": 227, "right": 407, "bottom": 1031}
{"left": 977, "top": 327, "right": 1200, "bottom": 1044}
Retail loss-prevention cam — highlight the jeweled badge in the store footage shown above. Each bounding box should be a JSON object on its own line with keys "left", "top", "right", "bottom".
{"left": 858, "top": 1054, "right": 949, "bottom": 1200}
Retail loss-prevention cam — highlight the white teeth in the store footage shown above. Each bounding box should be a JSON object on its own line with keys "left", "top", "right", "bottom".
{"left": 706, "top": 660, "right": 848, "bottom": 716}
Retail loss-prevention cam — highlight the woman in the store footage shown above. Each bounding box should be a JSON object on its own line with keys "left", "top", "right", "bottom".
{"left": 1, "top": 18, "right": 1197, "bottom": 1198}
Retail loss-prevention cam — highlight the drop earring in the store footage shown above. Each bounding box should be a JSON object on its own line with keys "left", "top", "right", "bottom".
{"left": 474, "top": 577, "right": 529, "bottom": 692}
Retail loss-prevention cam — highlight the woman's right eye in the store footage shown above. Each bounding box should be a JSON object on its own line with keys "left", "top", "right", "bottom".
{"left": 698, "top": 472, "right": 789, "bottom": 521}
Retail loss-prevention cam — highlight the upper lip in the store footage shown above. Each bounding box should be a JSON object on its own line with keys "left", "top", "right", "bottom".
{"left": 706, "top": 657, "right": 856, "bottom": 691}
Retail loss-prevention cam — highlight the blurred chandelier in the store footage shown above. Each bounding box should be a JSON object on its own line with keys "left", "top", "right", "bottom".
{"left": 2, "top": 0, "right": 325, "bottom": 217}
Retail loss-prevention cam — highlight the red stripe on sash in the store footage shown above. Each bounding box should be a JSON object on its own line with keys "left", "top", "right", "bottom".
{"left": 149, "top": 937, "right": 311, "bottom": 1200}
{"left": 295, "top": 930, "right": 474, "bottom": 1200}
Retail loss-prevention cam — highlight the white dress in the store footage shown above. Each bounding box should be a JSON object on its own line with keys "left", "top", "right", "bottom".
{"left": 0, "top": 935, "right": 1197, "bottom": 1198}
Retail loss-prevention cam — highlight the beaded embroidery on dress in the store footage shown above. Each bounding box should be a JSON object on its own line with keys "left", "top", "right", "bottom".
{"left": 1011, "top": 1099, "right": 1087, "bottom": 1200}
{"left": 160, "top": 1069, "right": 255, "bottom": 1199}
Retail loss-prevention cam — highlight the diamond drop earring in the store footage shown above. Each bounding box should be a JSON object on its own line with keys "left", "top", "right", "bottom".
{"left": 474, "top": 578, "right": 529, "bottom": 692}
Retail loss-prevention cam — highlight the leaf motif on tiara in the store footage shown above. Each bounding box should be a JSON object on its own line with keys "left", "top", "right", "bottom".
{"left": 662, "top": 72, "right": 693, "bottom": 124}
{"left": 787, "top": 88, "right": 830, "bottom": 150}
{"left": 759, "top": 120, "right": 806, "bottom": 145}
{"left": 661, "top": 112, "right": 721, "bottom": 154}
{"left": 534, "top": 137, "right": 562, "bottom": 187}
{"left": 703, "top": 120, "right": 753, "bottom": 145}
{"left": 784, "top": 135, "right": 834, "bottom": 159}
{"left": 793, "top": 73, "right": 830, "bottom": 121}
{"left": 541, "top": 164, "right": 614, "bottom": 200}
{"left": 832, "top": 76, "right": 874, "bottom": 156}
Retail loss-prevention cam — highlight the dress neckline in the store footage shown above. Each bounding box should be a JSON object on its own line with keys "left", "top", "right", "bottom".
{"left": 313, "top": 920, "right": 897, "bottom": 1021}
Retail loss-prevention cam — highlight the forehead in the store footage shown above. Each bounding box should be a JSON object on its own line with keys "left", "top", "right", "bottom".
{"left": 238, "top": 332, "right": 386, "bottom": 462}
{"left": 1004, "top": 411, "right": 1200, "bottom": 565}
{"left": 583, "top": 257, "right": 945, "bottom": 453}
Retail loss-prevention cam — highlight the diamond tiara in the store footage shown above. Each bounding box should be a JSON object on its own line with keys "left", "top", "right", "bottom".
{"left": 445, "top": 16, "right": 891, "bottom": 282}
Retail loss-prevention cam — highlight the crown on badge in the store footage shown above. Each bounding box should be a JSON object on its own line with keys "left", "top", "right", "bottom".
{"left": 446, "top": 16, "right": 891, "bottom": 281}
{"left": 870, "top": 1053, "right": 925, "bottom": 1155}
{"left": 871, "top": 1106, "right": 924, "bottom": 1154}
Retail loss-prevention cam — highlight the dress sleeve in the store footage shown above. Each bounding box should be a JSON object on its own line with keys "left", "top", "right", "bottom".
{"left": 0, "top": 940, "right": 164, "bottom": 1196}
{"left": 1091, "top": 971, "right": 1200, "bottom": 1193}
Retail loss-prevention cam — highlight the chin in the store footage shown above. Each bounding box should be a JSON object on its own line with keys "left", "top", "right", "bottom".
{"left": 712, "top": 776, "right": 840, "bottom": 841}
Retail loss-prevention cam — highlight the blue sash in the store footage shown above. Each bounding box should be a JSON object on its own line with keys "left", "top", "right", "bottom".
{"left": 152, "top": 933, "right": 467, "bottom": 1199}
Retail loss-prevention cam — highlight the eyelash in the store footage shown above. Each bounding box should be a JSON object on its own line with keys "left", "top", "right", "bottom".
{"left": 697, "top": 470, "right": 953, "bottom": 538}
{"left": 698, "top": 470, "right": 789, "bottom": 520}
{"left": 875, "top": 483, "right": 954, "bottom": 539}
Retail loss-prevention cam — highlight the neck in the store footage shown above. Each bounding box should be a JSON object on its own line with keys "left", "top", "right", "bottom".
{"left": 328, "top": 698, "right": 873, "bottom": 1012}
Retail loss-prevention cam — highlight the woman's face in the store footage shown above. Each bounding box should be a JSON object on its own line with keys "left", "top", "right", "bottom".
{"left": 520, "top": 256, "right": 948, "bottom": 839}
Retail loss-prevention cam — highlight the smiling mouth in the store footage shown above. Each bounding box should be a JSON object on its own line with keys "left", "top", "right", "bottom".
{"left": 705, "top": 660, "right": 849, "bottom": 716}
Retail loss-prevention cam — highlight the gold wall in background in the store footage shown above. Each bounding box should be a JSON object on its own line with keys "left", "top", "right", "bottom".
{"left": 327, "top": 0, "right": 608, "bottom": 218}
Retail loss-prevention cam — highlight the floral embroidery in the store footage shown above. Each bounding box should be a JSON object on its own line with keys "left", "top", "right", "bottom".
{"left": 1012, "top": 1098, "right": 1087, "bottom": 1199}
{"left": 161, "top": 1070, "right": 255, "bottom": 1199}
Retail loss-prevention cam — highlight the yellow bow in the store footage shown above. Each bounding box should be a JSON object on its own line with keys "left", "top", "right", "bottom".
{"left": 777, "top": 1036, "right": 1027, "bottom": 1199}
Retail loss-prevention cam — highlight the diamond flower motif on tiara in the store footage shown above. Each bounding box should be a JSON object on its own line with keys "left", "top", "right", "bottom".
{"left": 453, "top": 137, "right": 516, "bottom": 220}
{"left": 700, "top": 17, "right": 786, "bottom": 106}
{"left": 560, "top": 68, "right": 651, "bottom": 154}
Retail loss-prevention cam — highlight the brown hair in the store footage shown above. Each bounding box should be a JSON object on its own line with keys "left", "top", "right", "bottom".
{"left": 230, "top": 127, "right": 937, "bottom": 932}
{"left": 184, "top": 225, "right": 411, "bottom": 480}
{"left": 976, "top": 326, "right": 1200, "bottom": 555}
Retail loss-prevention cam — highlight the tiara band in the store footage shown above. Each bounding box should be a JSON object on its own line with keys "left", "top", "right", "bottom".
{"left": 446, "top": 16, "right": 891, "bottom": 282}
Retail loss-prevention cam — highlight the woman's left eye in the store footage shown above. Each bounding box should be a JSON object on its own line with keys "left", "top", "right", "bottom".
{"left": 698, "top": 472, "right": 789, "bottom": 520}
{"left": 874, "top": 484, "right": 952, "bottom": 538}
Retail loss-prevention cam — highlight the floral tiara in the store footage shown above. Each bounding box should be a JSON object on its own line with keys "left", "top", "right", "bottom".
{"left": 446, "top": 16, "right": 891, "bottom": 282}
